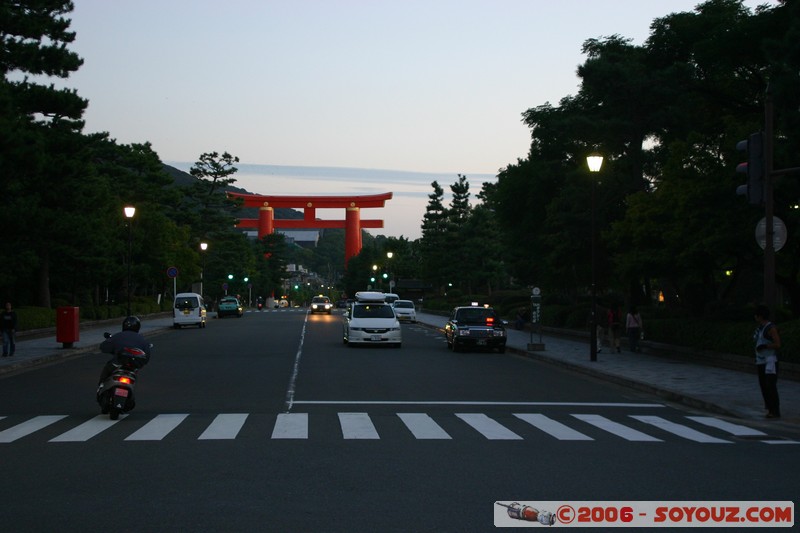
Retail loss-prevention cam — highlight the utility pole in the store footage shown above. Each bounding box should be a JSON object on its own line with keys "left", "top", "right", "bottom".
{"left": 764, "top": 86, "right": 775, "bottom": 312}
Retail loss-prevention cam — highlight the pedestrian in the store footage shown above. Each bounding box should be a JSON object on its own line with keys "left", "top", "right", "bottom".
{"left": 753, "top": 304, "right": 781, "bottom": 419}
{"left": 597, "top": 306, "right": 606, "bottom": 353}
{"left": 626, "top": 305, "right": 643, "bottom": 353}
{"left": 1, "top": 301, "right": 18, "bottom": 357}
{"left": 607, "top": 305, "right": 622, "bottom": 353}
{"left": 515, "top": 308, "right": 526, "bottom": 330}
{"left": 588, "top": 307, "right": 603, "bottom": 353}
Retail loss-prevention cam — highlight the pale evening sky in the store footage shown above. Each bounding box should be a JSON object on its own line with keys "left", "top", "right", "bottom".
{"left": 57, "top": 0, "right": 772, "bottom": 239}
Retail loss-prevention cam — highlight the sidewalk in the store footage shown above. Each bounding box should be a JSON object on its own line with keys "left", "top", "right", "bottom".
{"left": 0, "top": 316, "right": 175, "bottom": 375}
{"left": 2, "top": 311, "right": 798, "bottom": 430}
{"left": 415, "top": 312, "right": 800, "bottom": 430}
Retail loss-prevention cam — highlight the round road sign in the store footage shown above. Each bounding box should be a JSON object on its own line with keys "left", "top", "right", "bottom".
{"left": 755, "top": 217, "right": 787, "bottom": 252}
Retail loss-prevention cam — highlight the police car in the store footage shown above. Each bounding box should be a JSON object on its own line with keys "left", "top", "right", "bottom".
{"left": 343, "top": 291, "right": 402, "bottom": 348}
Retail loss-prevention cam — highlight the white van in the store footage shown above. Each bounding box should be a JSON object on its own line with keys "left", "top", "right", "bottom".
{"left": 173, "top": 292, "right": 206, "bottom": 328}
{"left": 383, "top": 293, "right": 400, "bottom": 304}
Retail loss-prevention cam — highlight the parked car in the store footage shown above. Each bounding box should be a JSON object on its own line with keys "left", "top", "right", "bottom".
{"left": 310, "top": 296, "right": 333, "bottom": 314}
{"left": 343, "top": 291, "right": 402, "bottom": 348}
{"left": 444, "top": 304, "right": 507, "bottom": 353}
{"left": 392, "top": 300, "right": 417, "bottom": 322}
{"left": 217, "top": 296, "right": 244, "bottom": 318}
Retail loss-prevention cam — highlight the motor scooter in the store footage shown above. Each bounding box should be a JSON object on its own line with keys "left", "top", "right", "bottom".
{"left": 96, "top": 333, "right": 150, "bottom": 420}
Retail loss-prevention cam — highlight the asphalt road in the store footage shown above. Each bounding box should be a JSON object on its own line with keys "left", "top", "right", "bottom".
{"left": 1, "top": 310, "right": 797, "bottom": 531}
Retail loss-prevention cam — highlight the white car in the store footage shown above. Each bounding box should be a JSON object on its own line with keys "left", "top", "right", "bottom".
{"left": 310, "top": 295, "right": 333, "bottom": 314}
{"left": 343, "top": 291, "right": 402, "bottom": 348}
{"left": 392, "top": 300, "right": 417, "bottom": 322}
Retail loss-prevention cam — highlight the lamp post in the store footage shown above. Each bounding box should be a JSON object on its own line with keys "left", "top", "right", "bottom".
{"left": 200, "top": 242, "right": 208, "bottom": 297}
{"left": 386, "top": 251, "right": 395, "bottom": 292}
{"left": 586, "top": 153, "right": 603, "bottom": 362}
{"left": 124, "top": 206, "right": 136, "bottom": 316}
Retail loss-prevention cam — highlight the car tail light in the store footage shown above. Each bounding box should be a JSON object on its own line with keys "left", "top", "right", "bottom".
{"left": 115, "top": 376, "right": 132, "bottom": 384}
{"left": 485, "top": 317, "right": 495, "bottom": 325}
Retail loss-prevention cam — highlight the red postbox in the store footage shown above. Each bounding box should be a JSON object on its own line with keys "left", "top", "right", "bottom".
{"left": 56, "top": 306, "right": 80, "bottom": 348}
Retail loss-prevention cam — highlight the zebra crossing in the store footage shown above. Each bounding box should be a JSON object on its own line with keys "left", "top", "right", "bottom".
{"left": 0, "top": 412, "right": 796, "bottom": 444}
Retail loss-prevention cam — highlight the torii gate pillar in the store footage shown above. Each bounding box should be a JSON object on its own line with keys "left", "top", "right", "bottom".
{"left": 345, "top": 207, "right": 362, "bottom": 263}
{"left": 259, "top": 206, "right": 274, "bottom": 236}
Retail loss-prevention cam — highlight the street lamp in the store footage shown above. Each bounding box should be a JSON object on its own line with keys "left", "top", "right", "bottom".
{"left": 586, "top": 153, "right": 603, "bottom": 362}
{"left": 124, "top": 206, "right": 136, "bottom": 316}
{"left": 199, "top": 242, "right": 208, "bottom": 297}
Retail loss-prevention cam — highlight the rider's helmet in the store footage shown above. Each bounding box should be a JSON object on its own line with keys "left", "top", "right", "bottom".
{"left": 122, "top": 315, "right": 141, "bottom": 333}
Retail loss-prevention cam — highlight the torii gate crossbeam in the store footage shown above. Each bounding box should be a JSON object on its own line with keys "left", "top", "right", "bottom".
{"left": 229, "top": 192, "right": 393, "bottom": 266}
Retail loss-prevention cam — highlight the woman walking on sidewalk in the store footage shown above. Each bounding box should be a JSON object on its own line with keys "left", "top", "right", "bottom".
{"left": 753, "top": 304, "right": 781, "bottom": 419}
{"left": 626, "top": 305, "right": 642, "bottom": 353}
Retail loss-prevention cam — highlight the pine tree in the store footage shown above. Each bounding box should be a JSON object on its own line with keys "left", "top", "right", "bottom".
{"left": 0, "top": 0, "right": 89, "bottom": 306}
{"left": 419, "top": 181, "right": 449, "bottom": 292}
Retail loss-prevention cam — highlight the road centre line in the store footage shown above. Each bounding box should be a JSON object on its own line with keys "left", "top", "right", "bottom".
{"left": 283, "top": 313, "right": 308, "bottom": 412}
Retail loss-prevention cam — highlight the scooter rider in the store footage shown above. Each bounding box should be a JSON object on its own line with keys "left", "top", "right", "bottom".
{"left": 98, "top": 316, "right": 151, "bottom": 384}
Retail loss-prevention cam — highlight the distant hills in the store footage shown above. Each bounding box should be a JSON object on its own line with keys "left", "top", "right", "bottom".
{"left": 163, "top": 164, "right": 303, "bottom": 222}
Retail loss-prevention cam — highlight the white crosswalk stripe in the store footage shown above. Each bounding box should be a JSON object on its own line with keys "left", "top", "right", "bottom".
{"left": 125, "top": 413, "right": 189, "bottom": 441}
{"left": 198, "top": 413, "right": 249, "bottom": 440}
{"left": 50, "top": 414, "right": 126, "bottom": 442}
{"left": 630, "top": 415, "right": 732, "bottom": 443}
{"left": 0, "top": 415, "right": 67, "bottom": 443}
{"left": 339, "top": 412, "right": 380, "bottom": 439}
{"left": 398, "top": 413, "right": 452, "bottom": 439}
{"left": 515, "top": 413, "right": 594, "bottom": 440}
{"left": 272, "top": 413, "right": 308, "bottom": 439}
{"left": 572, "top": 414, "right": 662, "bottom": 442}
{"left": 1, "top": 412, "right": 797, "bottom": 444}
{"left": 456, "top": 413, "right": 523, "bottom": 440}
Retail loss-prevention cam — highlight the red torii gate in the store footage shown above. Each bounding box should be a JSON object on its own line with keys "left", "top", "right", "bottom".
{"left": 229, "top": 192, "right": 393, "bottom": 265}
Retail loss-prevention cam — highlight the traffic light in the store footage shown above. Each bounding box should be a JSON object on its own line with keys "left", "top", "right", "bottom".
{"left": 735, "top": 132, "right": 765, "bottom": 205}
